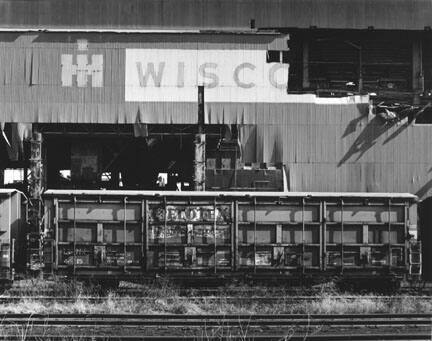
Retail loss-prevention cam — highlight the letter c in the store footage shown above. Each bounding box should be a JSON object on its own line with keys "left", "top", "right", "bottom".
{"left": 269, "top": 64, "right": 288, "bottom": 89}
{"left": 234, "top": 63, "right": 256, "bottom": 89}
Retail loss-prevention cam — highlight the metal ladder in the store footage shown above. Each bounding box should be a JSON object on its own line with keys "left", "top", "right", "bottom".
{"left": 409, "top": 241, "right": 422, "bottom": 277}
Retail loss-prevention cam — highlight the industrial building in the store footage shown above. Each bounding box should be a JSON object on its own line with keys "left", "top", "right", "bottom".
{"left": 0, "top": 0, "right": 428, "bottom": 278}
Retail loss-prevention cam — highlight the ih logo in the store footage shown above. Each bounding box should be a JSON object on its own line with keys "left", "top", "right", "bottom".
{"left": 61, "top": 39, "right": 103, "bottom": 87}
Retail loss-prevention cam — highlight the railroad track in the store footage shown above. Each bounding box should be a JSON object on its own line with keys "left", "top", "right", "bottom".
{"left": 0, "top": 295, "right": 431, "bottom": 303}
{"left": 0, "top": 312, "right": 431, "bottom": 326}
{"left": 0, "top": 335, "right": 430, "bottom": 340}
{"left": 0, "top": 313, "right": 429, "bottom": 340}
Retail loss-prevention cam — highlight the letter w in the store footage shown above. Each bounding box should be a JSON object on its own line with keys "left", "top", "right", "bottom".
{"left": 136, "top": 62, "right": 165, "bottom": 87}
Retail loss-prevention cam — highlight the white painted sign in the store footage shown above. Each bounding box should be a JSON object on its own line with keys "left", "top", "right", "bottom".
{"left": 61, "top": 40, "right": 104, "bottom": 88}
{"left": 125, "top": 49, "right": 289, "bottom": 102}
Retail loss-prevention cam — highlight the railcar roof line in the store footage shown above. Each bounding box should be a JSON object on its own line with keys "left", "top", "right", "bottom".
{"left": 42, "top": 189, "right": 418, "bottom": 200}
{"left": 0, "top": 27, "right": 281, "bottom": 35}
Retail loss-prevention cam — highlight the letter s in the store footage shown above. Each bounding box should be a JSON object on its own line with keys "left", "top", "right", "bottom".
{"left": 199, "top": 63, "right": 219, "bottom": 89}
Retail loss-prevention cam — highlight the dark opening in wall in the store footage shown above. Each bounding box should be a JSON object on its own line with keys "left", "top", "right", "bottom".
{"left": 415, "top": 106, "right": 432, "bottom": 124}
{"left": 305, "top": 31, "right": 412, "bottom": 93}
{"left": 266, "top": 51, "right": 289, "bottom": 63}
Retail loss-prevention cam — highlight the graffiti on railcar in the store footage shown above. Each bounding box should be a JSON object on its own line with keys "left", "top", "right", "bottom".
{"left": 149, "top": 205, "right": 231, "bottom": 223}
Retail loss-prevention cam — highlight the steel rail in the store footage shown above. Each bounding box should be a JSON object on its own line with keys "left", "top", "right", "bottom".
{"left": 0, "top": 313, "right": 431, "bottom": 319}
{"left": 0, "top": 314, "right": 429, "bottom": 340}
{"left": 0, "top": 335, "right": 430, "bottom": 341}
{"left": 0, "top": 318, "right": 429, "bottom": 327}
{"left": 0, "top": 295, "right": 431, "bottom": 305}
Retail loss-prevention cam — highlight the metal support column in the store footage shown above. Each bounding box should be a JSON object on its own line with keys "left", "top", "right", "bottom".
{"left": 73, "top": 196, "right": 76, "bottom": 276}
{"left": 358, "top": 47, "right": 363, "bottom": 93}
{"left": 388, "top": 199, "right": 392, "bottom": 269}
{"left": 141, "top": 199, "right": 147, "bottom": 273}
{"left": 319, "top": 201, "right": 323, "bottom": 270}
{"left": 123, "top": 197, "right": 127, "bottom": 273}
{"left": 232, "top": 200, "right": 238, "bottom": 271}
{"left": 28, "top": 130, "right": 44, "bottom": 274}
{"left": 253, "top": 197, "right": 257, "bottom": 273}
{"left": 213, "top": 198, "right": 217, "bottom": 274}
{"left": 163, "top": 197, "right": 167, "bottom": 272}
{"left": 322, "top": 201, "right": 327, "bottom": 271}
{"left": 54, "top": 198, "right": 59, "bottom": 271}
{"left": 412, "top": 38, "right": 424, "bottom": 105}
{"left": 301, "top": 198, "right": 305, "bottom": 274}
{"left": 194, "top": 86, "right": 206, "bottom": 191}
{"left": 302, "top": 39, "right": 310, "bottom": 89}
{"left": 404, "top": 203, "right": 408, "bottom": 268}
{"left": 341, "top": 199, "right": 344, "bottom": 273}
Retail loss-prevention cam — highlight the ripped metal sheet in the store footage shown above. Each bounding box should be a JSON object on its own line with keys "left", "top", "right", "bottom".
{"left": 0, "top": 122, "right": 32, "bottom": 161}
{"left": 0, "top": 32, "right": 289, "bottom": 124}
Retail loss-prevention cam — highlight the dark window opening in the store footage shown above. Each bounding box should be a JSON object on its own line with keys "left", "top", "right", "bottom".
{"left": 415, "top": 106, "right": 432, "bottom": 124}
{"left": 302, "top": 31, "right": 412, "bottom": 94}
{"left": 47, "top": 135, "right": 195, "bottom": 190}
{"left": 44, "top": 124, "right": 227, "bottom": 191}
{"left": 267, "top": 50, "right": 289, "bottom": 63}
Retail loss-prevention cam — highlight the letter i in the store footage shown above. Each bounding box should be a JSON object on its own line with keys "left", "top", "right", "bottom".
{"left": 177, "top": 62, "right": 185, "bottom": 87}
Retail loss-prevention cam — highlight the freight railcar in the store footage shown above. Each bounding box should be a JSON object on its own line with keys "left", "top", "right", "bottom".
{"left": 0, "top": 189, "right": 24, "bottom": 285}
{"left": 41, "top": 190, "right": 420, "bottom": 287}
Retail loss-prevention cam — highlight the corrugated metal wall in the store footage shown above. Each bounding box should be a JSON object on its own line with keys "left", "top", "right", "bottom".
{"left": 2, "top": 31, "right": 432, "bottom": 199}
{"left": 0, "top": 0, "right": 431, "bottom": 31}
{"left": 0, "top": 32, "right": 284, "bottom": 124}
{"left": 235, "top": 103, "right": 432, "bottom": 199}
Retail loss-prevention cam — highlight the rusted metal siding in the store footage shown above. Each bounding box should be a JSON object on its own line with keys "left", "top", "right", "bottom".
{"left": 0, "top": 32, "right": 285, "bottom": 124}
{"left": 235, "top": 103, "right": 432, "bottom": 199}
{"left": 0, "top": 0, "right": 431, "bottom": 31}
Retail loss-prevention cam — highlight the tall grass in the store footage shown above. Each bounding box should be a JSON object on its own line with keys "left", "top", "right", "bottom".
{"left": 0, "top": 293, "right": 431, "bottom": 315}
{"left": 2, "top": 278, "right": 432, "bottom": 315}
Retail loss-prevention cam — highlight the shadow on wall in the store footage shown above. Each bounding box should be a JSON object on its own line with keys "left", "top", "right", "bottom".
{"left": 341, "top": 115, "right": 363, "bottom": 138}
{"left": 416, "top": 178, "right": 432, "bottom": 199}
{"left": 382, "top": 121, "right": 410, "bottom": 145}
{"left": 338, "top": 116, "right": 391, "bottom": 167}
